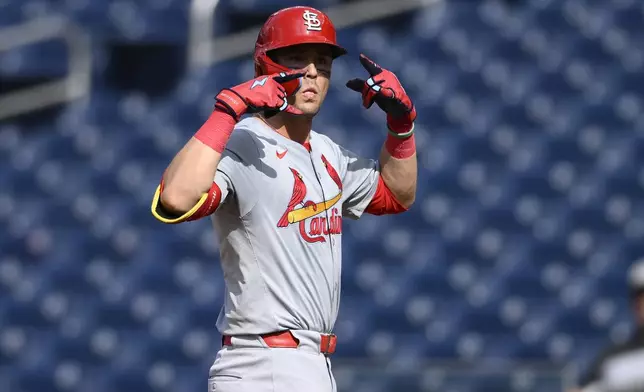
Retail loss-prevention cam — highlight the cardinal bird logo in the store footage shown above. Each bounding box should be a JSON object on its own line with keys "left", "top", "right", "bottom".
{"left": 321, "top": 154, "right": 342, "bottom": 191}
{"left": 277, "top": 156, "right": 343, "bottom": 243}
{"left": 277, "top": 168, "right": 307, "bottom": 227}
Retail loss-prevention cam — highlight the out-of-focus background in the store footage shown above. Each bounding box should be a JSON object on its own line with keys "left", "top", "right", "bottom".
{"left": 2, "top": 0, "right": 644, "bottom": 391}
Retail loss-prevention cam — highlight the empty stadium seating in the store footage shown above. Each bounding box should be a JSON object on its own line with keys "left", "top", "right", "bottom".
{"left": 2, "top": 0, "right": 644, "bottom": 391}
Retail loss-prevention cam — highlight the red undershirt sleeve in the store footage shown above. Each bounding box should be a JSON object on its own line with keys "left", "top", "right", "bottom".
{"left": 364, "top": 175, "right": 408, "bottom": 215}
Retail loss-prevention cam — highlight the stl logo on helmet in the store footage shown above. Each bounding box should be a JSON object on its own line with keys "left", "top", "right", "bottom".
{"left": 276, "top": 155, "right": 343, "bottom": 243}
{"left": 302, "top": 10, "right": 322, "bottom": 31}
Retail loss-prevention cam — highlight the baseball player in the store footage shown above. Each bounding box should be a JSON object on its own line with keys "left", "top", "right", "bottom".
{"left": 151, "top": 6, "right": 417, "bottom": 392}
{"left": 571, "top": 259, "right": 644, "bottom": 392}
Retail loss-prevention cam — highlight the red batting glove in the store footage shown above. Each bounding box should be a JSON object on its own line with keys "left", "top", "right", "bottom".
{"left": 215, "top": 69, "right": 306, "bottom": 122}
{"left": 346, "top": 54, "right": 417, "bottom": 136}
{"left": 195, "top": 69, "right": 305, "bottom": 153}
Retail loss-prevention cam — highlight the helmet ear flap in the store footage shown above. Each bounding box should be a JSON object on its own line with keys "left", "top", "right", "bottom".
{"left": 254, "top": 62, "right": 263, "bottom": 78}
{"left": 254, "top": 52, "right": 301, "bottom": 96}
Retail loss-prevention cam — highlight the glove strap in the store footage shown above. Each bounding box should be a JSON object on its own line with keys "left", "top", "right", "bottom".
{"left": 386, "top": 111, "right": 415, "bottom": 137}
{"left": 215, "top": 88, "right": 248, "bottom": 122}
{"left": 388, "top": 122, "right": 415, "bottom": 139}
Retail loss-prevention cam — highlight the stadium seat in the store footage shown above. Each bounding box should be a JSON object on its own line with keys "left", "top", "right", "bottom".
{"left": 2, "top": 0, "right": 643, "bottom": 390}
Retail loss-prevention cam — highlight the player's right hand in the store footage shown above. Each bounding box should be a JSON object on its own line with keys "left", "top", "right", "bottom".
{"left": 214, "top": 69, "right": 306, "bottom": 122}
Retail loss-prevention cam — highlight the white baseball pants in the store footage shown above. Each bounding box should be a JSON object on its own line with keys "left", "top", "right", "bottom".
{"left": 208, "top": 330, "right": 337, "bottom": 392}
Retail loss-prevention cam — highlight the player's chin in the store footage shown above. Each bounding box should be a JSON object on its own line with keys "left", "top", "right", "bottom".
{"left": 296, "top": 102, "right": 322, "bottom": 116}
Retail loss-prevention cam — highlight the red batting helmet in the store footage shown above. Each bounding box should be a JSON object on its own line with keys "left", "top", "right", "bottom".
{"left": 254, "top": 6, "right": 347, "bottom": 96}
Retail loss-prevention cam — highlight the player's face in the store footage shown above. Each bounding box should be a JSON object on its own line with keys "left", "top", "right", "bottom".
{"left": 271, "top": 44, "right": 333, "bottom": 116}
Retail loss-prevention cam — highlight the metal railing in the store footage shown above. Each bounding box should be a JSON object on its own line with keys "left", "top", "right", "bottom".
{"left": 187, "top": 0, "right": 441, "bottom": 68}
{"left": 0, "top": 0, "right": 438, "bottom": 120}
{"left": 331, "top": 359, "right": 578, "bottom": 392}
{"left": 0, "top": 15, "right": 91, "bottom": 120}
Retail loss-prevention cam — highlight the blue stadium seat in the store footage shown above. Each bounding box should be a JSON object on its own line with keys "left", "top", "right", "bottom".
{"left": 2, "top": 0, "right": 644, "bottom": 390}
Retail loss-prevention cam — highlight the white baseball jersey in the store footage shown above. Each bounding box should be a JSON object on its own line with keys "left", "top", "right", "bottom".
{"left": 210, "top": 116, "right": 380, "bottom": 335}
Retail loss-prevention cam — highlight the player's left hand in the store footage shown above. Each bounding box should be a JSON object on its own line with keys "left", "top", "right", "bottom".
{"left": 346, "top": 54, "right": 417, "bottom": 132}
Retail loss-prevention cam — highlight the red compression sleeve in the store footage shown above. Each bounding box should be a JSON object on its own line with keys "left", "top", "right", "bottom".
{"left": 365, "top": 176, "right": 408, "bottom": 215}
{"left": 385, "top": 134, "right": 416, "bottom": 159}
{"left": 194, "top": 109, "right": 237, "bottom": 153}
{"left": 186, "top": 181, "right": 223, "bottom": 221}
{"left": 385, "top": 114, "right": 416, "bottom": 159}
